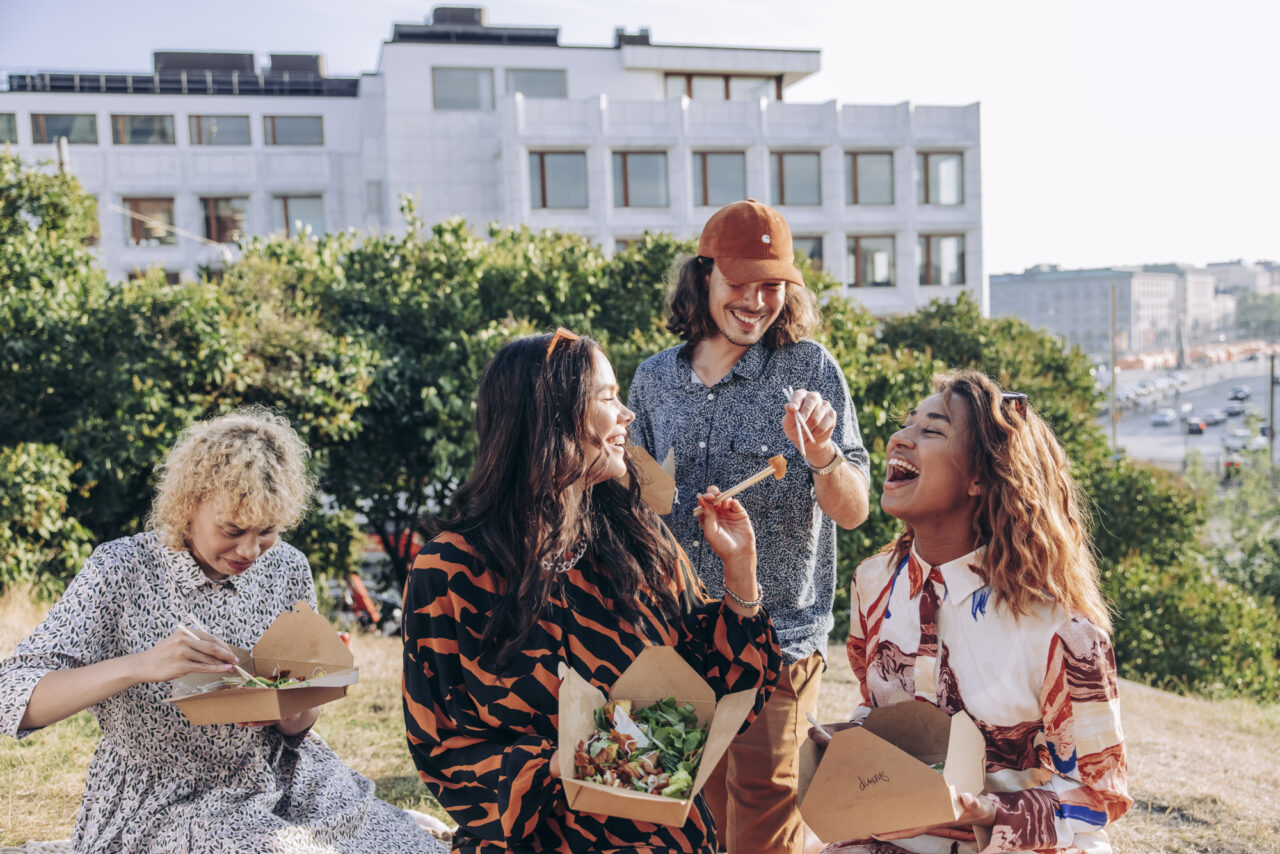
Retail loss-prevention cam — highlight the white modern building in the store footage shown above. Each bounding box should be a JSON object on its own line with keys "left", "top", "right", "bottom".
{"left": 1, "top": 6, "right": 985, "bottom": 315}
{"left": 990, "top": 265, "right": 1182, "bottom": 358}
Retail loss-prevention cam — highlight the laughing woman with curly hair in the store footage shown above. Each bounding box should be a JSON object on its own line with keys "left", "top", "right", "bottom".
{"left": 812, "top": 371, "right": 1131, "bottom": 854}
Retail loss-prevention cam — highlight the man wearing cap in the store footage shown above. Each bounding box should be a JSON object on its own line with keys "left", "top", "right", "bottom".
{"left": 628, "top": 199, "right": 870, "bottom": 853}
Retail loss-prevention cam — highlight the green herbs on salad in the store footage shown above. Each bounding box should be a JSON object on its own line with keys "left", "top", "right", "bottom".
{"left": 573, "top": 697, "right": 708, "bottom": 799}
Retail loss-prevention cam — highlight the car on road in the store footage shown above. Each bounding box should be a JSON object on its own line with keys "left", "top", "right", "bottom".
{"left": 1184, "top": 415, "right": 1207, "bottom": 434}
{"left": 1225, "top": 401, "right": 1247, "bottom": 417}
{"left": 1202, "top": 409, "right": 1228, "bottom": 426}
{"left": 1223, "top": 429, "right": 1268, "bottom": 453}
{"left": 1151, "top": 408, "right": 1177, "bottom": 426}
{"left": 1229, "top": 385, "right": 1251, "bottom": 401}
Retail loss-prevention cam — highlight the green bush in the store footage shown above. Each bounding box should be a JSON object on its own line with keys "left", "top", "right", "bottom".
{"left": 289, "top": 507, "right": 365, "bottom": 581}
{"left": 1106, "top": 553, "right": 1280, "bottom": 700}
{"left": 0, "top": 443, "right": 94, "bottom": 596}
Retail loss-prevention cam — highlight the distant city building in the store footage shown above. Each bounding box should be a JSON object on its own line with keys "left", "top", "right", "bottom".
{"left": 990, "top": 265, "right": 1181, "bottom": 358}
{"left": 0, "top": 5, "right": 985, "bottom": 315}
{"left": 1206, "top": 259, "right": 1273, "bottom": 296}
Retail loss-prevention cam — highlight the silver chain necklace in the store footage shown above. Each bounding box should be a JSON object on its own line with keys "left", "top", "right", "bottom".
{"left": 541, "top": 540, "right": 588, "bottom": 574}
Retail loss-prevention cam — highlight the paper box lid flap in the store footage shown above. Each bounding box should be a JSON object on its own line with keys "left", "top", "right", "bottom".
{"left": 609, "top": 646, "right": 715, "bottom": 706}
{"left": 943, "top": 707, "right": 987, "bottom": 795}
{"left": 861, "top": 700, "right": 951, "bottom": 764}
{"left": 252, "top": 601, "right": 354, "bottom": 672}
{"left": 625, "top": 445, "right": 676, "bottom": 515}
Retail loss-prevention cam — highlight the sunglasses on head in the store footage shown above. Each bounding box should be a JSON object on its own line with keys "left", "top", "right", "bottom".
{"left": 1001, "top": 391, "right": 1029, "bottom": 418}
{"left": 545, "top": 327, "right": 580, "bottom": 360}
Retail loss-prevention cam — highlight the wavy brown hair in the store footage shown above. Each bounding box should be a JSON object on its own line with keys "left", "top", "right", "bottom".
{"left": 665, "top": 254, "right": 820, "bottom": 349}
{"left": 434, "top": 332, "right": 682, "bottom": 670}
{"left": 889, "top": 371, "right": 1111, "bottom": 631}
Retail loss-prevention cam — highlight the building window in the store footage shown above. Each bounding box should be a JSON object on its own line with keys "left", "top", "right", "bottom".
{"left": 190, "top": 115, "right": 250, "bottom": 146}
{"left": 123, "top": 197, "right": 175, "bottom": 246}
{"left": 529, "top": 152, "right": 588, "bottom": 209}
{"left": 264, "top": 116, "right": 323, "bottom": 146}
{"left": 614, "top": 238, "right": 635, "bottom": 253}
{"left": 433, "top": 68, "right": 494, "bottom": 110}
{"left": 665, "top": 73, "right": 781, "bottom": 101}
{"left": 692, "top": 152, "right": 745, "bottom": 207}
{"left": 916, "top": 152, "right": 964, "bottom": 205}
{"left": 0, "top": 114, "right": 16, "bottom": 144}
{"left": 273, "top": 195, "right": 324, "bottom": 237}
{"left": 793, "top": 236, "right": 824, "bottom": 273}
{"left": 111, "top": 115, "right": 175, "bottom": 145}
{"left": 507, "top": 68, "right": 566, "bottom": 98}
{"left": 770, "top": 152, "right": 821, "bottom": 206}
{"left": 845, "top": 152, "right": 893, "bottom": 205}
{"left": 31, "top": 114, "right": 97, "bottom": 144}
{"left": 919, "top": 234, "right": 966, "bottom": 286}
{"left": 847, "top": 236, "right": 896, "bottom": 287}
{"left": 612, "top": 152, "right": 668, "bottom": 208}
{"left": 201, "top": 196, "right": 248, "bottom": 244}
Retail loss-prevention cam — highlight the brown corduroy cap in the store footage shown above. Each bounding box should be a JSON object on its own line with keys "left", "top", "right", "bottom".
{"left": 697, "top": 198, "right": 805, "bottom": 288}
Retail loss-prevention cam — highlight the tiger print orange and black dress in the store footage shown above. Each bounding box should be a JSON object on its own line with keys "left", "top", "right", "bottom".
{"left": 402, "top": 530, "right": 782, "bottom": 854}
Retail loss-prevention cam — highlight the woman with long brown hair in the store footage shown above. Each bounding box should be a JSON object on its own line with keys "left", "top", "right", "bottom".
{"left": 401, "top": 330, "right": 782, "bottom": 853}
{"left": 813, "top": 371, "right": 1131, "bottom": 853}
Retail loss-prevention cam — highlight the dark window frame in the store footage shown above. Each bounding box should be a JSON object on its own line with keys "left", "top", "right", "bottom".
{"left": 845, "top": 151, "right": 894, "bottom": 205}
{"left": 917, "top": 151, "right": 964, "bottom": 206}
{"left": 612, "top": 151, "right": 669, "bottom": 208}
{"left": 664, "top": 72, "right": 783, "bottom": 101}
{"left": 771, "top": 151, "right": 822, "bottom": 206}
{"left": 847, "top": 235, "right": 897, "bottom": 288}
{"left": 122, "top": 196, "right": 176, "bottom": 246}
{"left": 110, "top": 114, "right": 175, "bottom": 145}
{"left": 691, "top": 151, "right": 747, "bottom": 207}
{"left": 31, "top": 113, "right": 98, "bottom": 144}
{"left": 0, "top": 113, "right": 17, "bottom": 144}
{"left": 189, "top": 114, "right": 251, "bottom": 146}
{"left": 918, "top": 233, "right": 967, "bottom": 286}
{"left": 263, "top": 115, "right": 324, "bottom": 146}
{"left": 528, "top": 151, "right": 588, "bottom": 209}
{"left": 273, "top": 194, "right": 324, "bottom": 237}
{"left": 199, "top": 195, "right": 249, "bottom": 244}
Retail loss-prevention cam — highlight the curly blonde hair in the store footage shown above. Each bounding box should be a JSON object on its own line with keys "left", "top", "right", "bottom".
{"left": 148, "top": 407, "right": 314, "bottom": 550}
{"left": 890, "top": 371, "right": 1111, "bottom": 632}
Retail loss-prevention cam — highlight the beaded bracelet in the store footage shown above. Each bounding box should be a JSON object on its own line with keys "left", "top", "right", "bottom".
{"left": 722, "top": 583, "right": 763, "bottom": 610}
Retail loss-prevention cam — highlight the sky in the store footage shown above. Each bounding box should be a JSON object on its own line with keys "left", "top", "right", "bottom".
{"left": 2, "top": 0, "right": 1277, "bottom": 276}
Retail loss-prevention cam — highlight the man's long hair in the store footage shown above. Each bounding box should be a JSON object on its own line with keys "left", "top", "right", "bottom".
{"left": 434, "top": 333, "right": 682, "bottom": 669}
{"left": 665, "top": 255, "right": 820, "bottom": 348}
{"left": 889, "top": 371, "right": 1111, "bottom": 631}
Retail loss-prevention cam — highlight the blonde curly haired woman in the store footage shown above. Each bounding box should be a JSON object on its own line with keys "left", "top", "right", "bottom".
{"left": 0, "top": 408, "right": 446, "bottom": 853}
{"left": 811, "top": 372, "right": 1131, "bottom": 854}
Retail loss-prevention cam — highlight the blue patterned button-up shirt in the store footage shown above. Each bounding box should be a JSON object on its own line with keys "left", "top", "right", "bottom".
{"left": 628, "top": 339, "right": 870, "bottom": 663}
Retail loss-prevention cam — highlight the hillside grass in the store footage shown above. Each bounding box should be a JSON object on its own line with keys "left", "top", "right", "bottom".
{"left": 3, "top": 588, "right": 1278, "bottom": 851}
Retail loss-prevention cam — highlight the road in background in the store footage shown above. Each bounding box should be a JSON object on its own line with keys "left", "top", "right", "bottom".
{"left": 1097, "top": 369, "right": 1275, "bottom": 470}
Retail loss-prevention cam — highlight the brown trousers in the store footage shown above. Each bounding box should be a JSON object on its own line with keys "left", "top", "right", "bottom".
{"left": 703, "top": 651, "right": 825, "bottom": 854}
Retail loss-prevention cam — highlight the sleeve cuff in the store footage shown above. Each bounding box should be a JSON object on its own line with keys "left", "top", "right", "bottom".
{"left": 498, "top": 735, "right": 560, "bottom": 842}
{"left": 0, "top": 666, "right": 49, "bottom": 739}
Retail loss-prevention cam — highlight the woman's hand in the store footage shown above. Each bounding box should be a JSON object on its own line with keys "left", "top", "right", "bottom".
{"left": 806, "top": 718, "right": 864, "bottom": 748}
{"left": 697, "top": 489, "right": 760, "bottom": 616}
{"left": 129, "top": 627, "right": 241, "bottom": 684}
{"left": 696, "top": 487, "right": 756, "bottom": 563}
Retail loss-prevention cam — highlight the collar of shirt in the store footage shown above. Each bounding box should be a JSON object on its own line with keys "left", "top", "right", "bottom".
{"left": 670, "top": 339, "right": 769, "bottom": 389}
{"left": 165, "top": 542, "right": 262, "bottom": 594}
{"left": 908, "top": 543, "right": 987, "bottom": 605}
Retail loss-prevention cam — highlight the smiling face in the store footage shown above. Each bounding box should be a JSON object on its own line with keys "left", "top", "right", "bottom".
{"left": 582, "top": 347, "right": 635, "bottom": 486}
{"left": 706, "top": 263, "right": 787, "bottom": 349}
{"left": 881, "top": 392, "right": 983, "bottom": 533}
{"left": 187, "top": 501, "right": 279, "bottom": 581}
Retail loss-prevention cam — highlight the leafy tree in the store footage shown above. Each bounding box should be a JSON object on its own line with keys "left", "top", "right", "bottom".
{"left": 0, "top": 443, "right": 94, "bottom": 596}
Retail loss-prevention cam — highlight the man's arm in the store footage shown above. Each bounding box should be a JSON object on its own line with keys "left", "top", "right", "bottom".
{"left": 807, "top": 440, "right": 869, "bottom": 530}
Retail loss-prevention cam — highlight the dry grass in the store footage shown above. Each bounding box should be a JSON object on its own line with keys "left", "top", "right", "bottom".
{"left": 3, "top": 591, "right": 1279, "bottom": 851}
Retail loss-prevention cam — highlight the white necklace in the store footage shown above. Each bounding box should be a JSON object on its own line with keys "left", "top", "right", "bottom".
{"left": 542, "top": 540, "right": 588, "bottom": 574}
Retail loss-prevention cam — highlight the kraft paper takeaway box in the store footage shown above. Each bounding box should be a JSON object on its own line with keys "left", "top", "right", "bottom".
{"left": 165, "top": 601, "right": 359, "bottom": 726}
{"left": 558, "top": 645, "right": 756, "bottom": 827}
{"left": 798, "top": 701, "right": 987, "bottom": 843}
